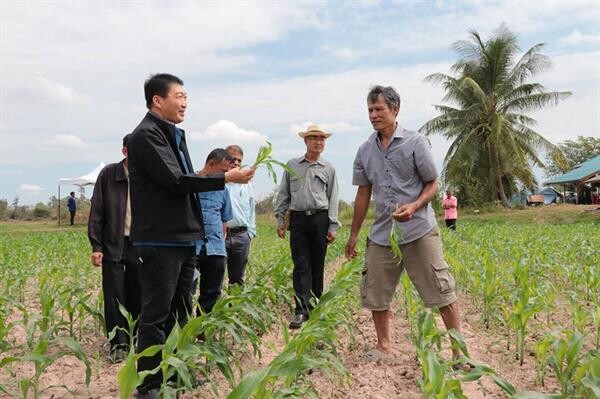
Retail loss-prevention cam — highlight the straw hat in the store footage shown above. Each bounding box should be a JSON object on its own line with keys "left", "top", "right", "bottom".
{"left": 298, "top": 124, "right": 332, "bottom": 139}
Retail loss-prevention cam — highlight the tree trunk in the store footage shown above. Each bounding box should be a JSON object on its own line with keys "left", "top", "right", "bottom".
{"left": 496, "top": 174, "right": 510, "bottom": 207}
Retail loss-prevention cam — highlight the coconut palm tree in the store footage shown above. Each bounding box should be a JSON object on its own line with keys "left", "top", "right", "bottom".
{"left": 420, "top": 25, "right": 571, "bottom": 207}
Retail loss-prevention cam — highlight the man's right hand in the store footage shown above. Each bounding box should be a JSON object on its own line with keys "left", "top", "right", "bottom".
{"left": 91, "top": 252, "right": 103, "bottom": 267}
{"left": 225, "top": 167, "right": 255, "bottom": 184}
{"left": 277, "top": 224, "right": 286, "bottom": 239}
{"left": 345, "top": 235, "right": 359, "bottom": 259}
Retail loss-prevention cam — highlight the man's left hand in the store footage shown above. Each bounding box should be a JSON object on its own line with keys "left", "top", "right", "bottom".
{"left": 392, "top": 202, "right": 418, "bottom": 222}
{"left": 326, "top": 231, "right": 336, "bottom": 244}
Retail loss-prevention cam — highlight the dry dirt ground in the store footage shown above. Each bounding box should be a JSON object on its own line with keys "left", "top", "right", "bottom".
{"left": 2, "top": 255, "right": 567, "bottom": 399}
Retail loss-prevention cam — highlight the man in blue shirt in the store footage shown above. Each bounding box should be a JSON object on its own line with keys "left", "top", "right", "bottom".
{"left": 224, "top": 145, "right": 256, "bottom": 285}
{"left": 196, "top": 149, "right": 234, "bottom": 314}
{"left": 67, "top": 191, "right": 76, "bottom": 225}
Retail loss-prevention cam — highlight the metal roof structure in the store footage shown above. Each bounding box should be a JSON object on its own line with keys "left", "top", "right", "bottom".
{"left": 545, "top": 155, "right": 600, "bottom": 185}
{"left": 585, "top": 175, "right": 600, "bottom": 184}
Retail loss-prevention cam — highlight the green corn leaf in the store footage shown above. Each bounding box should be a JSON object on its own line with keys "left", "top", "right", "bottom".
{"left": 226, "top": 368, "right": 271, "bottom": 399}
{"left": 117, "top": 356, "right": 139, "bottom": 399}
{"left": 62, "top": 336, "right": 91, "bottom": 386}
{"left": 511, "top": 392, "right": 563, "bottom": 399}
{"left": 251, "top": 141, "right": 302, "bottom": 184}
{"left": 389, "top": 219, "right": 403, "bottom": 260}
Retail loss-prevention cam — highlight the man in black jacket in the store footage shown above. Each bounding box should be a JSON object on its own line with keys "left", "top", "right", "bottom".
{"left": 88, "top": 134, "right": 140, "bottom": 362}
{"left": 128, "top": 73, "right": 254, "bottom": 397}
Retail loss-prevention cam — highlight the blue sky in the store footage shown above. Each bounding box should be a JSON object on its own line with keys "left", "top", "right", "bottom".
{"left": 1, "top": 1, "right": 599, "bottom": 205}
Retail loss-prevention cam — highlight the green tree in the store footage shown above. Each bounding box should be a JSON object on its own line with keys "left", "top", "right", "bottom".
{"left": 545, "top": 136, "right": 600, "bottom": 177}
{"left": 32, "top": 202, "right": 50, "bottom": 218}
{"left": 420, "top": 25, "right": 571, "bottom": 207}
{"left": 0, "top": 198, "right": 8, "bottom": 220}
{"left": 255, "top": 191, "right": 277, "bottom": 215}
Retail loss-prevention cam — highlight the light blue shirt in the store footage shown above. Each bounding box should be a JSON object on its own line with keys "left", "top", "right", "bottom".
{"left": 199, "top": 186, "right": 233, "bottom": 256}
{"left": 226, "top": 182, "right": 256, "bottom": 238}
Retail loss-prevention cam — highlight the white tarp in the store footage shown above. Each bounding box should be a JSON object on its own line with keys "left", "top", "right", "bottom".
{"left": 58, "top": 162, "right": 106, "bottom": 186}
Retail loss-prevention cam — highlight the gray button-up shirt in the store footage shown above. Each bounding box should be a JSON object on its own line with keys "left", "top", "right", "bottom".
{"left": 275, "top": 156, "right": 340, "bottom": 233}
{"left": 352, "top": 126, "right": 438, "bottom": 245}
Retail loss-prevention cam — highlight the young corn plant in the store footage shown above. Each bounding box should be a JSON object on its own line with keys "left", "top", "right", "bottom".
{"left": 0, "top": 329, "right": 91, "bottom": 399}
{"left": 480, "top": 254, "right": 502, "bottom": 329}
{"left": 592, "top": 304, "right": 600, "bottom": 350}
{"left": 251, "top": 140, "right": 300, "bottom": 184}
{"left": 412, "top": 310, "right": 470, "bottom": 399}
{"left": 510, "top": 262, "right": 542, "bottom": 365}
{"left": 575, "top": 349, "right": 600, "bottom": 398}
{"left": 547, "top": 331, "right": 585, "bottom": 397}
{"left": 388, "top": 219, "right": 403, "bottom": 260}
{"left": 227, "top": 257, "right": 360, "bottom": 399}
{"left": 569, "top": 294, "right": 589, "bottom": 335}
{"left": 534, "top": 336, "right": 553, "bottom": 387}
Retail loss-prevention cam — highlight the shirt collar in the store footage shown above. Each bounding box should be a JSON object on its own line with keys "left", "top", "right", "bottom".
{"left": 368, "top": 123, "right": 404, "bottom": 144}
{"left": 148, "top": 111, "right": 177, "bottom": 126}
{"left": 300, "top": 155, "right": 324, "bottom": 166}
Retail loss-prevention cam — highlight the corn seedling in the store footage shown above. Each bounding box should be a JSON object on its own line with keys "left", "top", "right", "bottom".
{"left": 547, "top": 331, "right": 585, "bottom": 397}
{"left": 251, "top": 140, "right": 300, "bottom": 184}
{"left": 389, "top": 219, "right": 403, "bottom": 260}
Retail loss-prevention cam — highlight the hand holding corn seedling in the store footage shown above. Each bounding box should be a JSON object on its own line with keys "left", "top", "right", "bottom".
{"left": 389, "top": 204, "right": 405, "bottom": 260}
{"left": 251, "top": 140, "right": 300, "bottom": 184}
{"left": 392, "top": 202, "right": 418, "bottom": 222}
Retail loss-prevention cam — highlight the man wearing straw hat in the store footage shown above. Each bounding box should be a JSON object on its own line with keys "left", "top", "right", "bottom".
{"left": 275, "top": 124, "right": 340, "bottom": 329}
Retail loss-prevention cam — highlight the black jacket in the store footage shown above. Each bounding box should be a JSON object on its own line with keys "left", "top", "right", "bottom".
{"left": 127, "top": 112, "right": 224, "bottom": 242}
{"left": 87, "top": 160, "right": 128, "bottom": 262}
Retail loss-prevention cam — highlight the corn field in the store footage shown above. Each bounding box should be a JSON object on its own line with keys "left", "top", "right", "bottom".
{"left": 0, "top": 218, "right": 599, "bottom": 398}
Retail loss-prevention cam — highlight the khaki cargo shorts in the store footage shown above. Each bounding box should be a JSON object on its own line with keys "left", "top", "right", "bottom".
{"left": 361, "top": 226, "right": 456, "bottom": 310}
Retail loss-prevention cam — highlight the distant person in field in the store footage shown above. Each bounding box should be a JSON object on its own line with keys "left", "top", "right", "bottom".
{"left": 442, "top": 190, "right": 458, "bottom": 230}
{"left": 195, "top": 149, "right": 233, "bottom": 315}
{"left": 275, "top": 125, "right": 339, "bottom": 329}
{"left": 67, "top": 191, "right": 76, "bottom": 225}
{"left": 126, "top": 73, "right": 254, "bottom": 397}
{"left": 345, "top": 85, "right": 465, "bottom": 364}
{"left": 224, "top": 145, "right": 256, "bottom": 286}
{"left": 87, "top": 133, "right": 141, "bottom": 363}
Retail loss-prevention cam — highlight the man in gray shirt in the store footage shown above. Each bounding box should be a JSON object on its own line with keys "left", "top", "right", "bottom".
{"left": 345, "top": 85, "right": 464, "bottom": 363}
{"left": 275, "top": 124, "right": 339, "bottom": 329}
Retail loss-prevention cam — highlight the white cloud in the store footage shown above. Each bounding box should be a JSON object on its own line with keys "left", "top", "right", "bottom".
{"left": 41, "top": 134, "right": 87, "bottom": 149}
{"left": 560, "top": 30, "right": 600, "bottom": 46}
{"left": 321, "top": 46, "right": 359, "bottom": 60}
{"left": 18, "top": 184, "right": 44, "bottom": 194}
{"left": 288, "top": 121, "right": 361, "bottom": 137}
{"left": 190, "top": 120, "right": 268, "bottom": 144}
{"left": 33, "top": 71, "right": 91, "bottom": 105}
{"left": 1, "top": 2, "right": 599, "bottom": 204}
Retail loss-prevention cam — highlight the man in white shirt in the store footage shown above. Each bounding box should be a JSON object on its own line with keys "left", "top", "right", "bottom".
{"left": 225, "top": 145, "right": 256, "bottom": 285}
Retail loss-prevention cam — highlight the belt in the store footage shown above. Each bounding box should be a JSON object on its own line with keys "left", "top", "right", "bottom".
{"left": 228, "top": 226, "right": 248, "bottom": 233}
{"left": 291, "top": 209, "right": 327, "bottom": 216}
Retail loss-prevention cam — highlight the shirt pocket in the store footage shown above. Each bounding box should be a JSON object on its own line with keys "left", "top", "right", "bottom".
{"left": 290, "top": 176, "right": 303, "bottom": 193}
{"left": 311, "top": 171, "right": 328, "bottom": 201}
{"left": 388, "top": 151, "right": 415, "bottom": 181}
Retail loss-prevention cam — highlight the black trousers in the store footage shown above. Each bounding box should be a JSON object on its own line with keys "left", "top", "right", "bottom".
{"left": 289, "top": 211, "right": 329, "bottom": 316}
{"left": 196, "top": 248, "right": 226, "bottom": 314}
{"left": 225, "top": 231, "right": 251, "bottom": 285}
{"left": 136, "top": 246, "right": 196, "bottom": 392}
{"left": 69, "top": 210, "right": 75, "bottom": 225}
{"left": 445, "top": 218, "right": 457, "bottom": 230}
{"left": 102, "top": 238, "right": 142, "bottom": 351}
